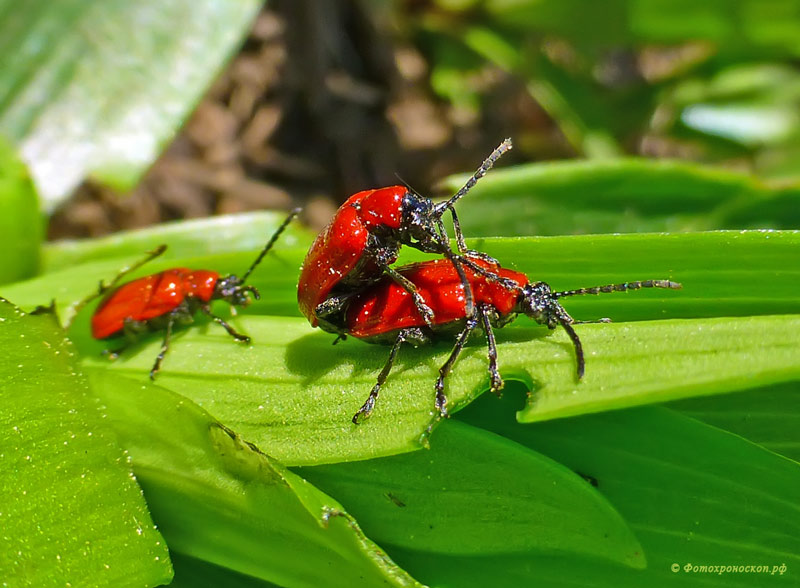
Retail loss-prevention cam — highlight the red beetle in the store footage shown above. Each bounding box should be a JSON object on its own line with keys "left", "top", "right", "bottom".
{"left": 298, "top": 140, "right": 513, "bottom": 333}
{"left": 90, "top": 209, "right": 299, "bottom": 378}
{"left": 343, "top": 257, "right": 681, "bottom": 422}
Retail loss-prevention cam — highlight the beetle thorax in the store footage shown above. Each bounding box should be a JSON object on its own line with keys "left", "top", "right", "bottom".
{"left": 400, "top": 192, "right": 441, "bottom": 252}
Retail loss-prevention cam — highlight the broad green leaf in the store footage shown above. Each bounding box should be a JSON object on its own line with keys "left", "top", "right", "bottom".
{"left": 670, "top": 381, "right": 800, "bottom": 463}
{"left": 0, "top": 0, "right": 262, "bottom": 210}
{"left": 82, "top": 317, "right": 468, "bottom": 466}
{"left": 441, "top": 158, "right": 800, "bottom": 235}
{"left": 0, "top": 135, "right": 40, "bottom": 284}
{"left": 79, "top": 312, "right": 800, "bottom": 466}
{"left": 516, "top": 314, "right": 800, "bottom": 423}
{"left": 89, "top": 371, "right": 422, "bottom": 588}
{"left": 0, "top": 229, "right": 787, "bottom": 465}
{"left": 0, "top": 300, "right": 171, "bottom": 586}
{"left": 4, "top": 230, "right": 796, "bottom": 465}
{"left": 42, "top": 211, "right": 313, "bottom": 273}
{"left": 449, "top": 394, "right": 800, "bottom": 587}
{"left": 299, "top": 419, "right": 644, "bottom": 566}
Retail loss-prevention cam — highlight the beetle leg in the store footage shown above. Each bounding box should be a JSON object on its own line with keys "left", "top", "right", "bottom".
{"left": 104, "top": 317, "right": 147, "bottom": 360}
{"left": 478, "top": 304, "right": 504, "bottom": 394}
{"left": 549, "top": 304, "right": 586, "bottom": 380}
{"left": 432, "top": 215, "right": 476, "bottom": 319}
{"left": 464, "top": 248, "right": 499, "bottom": 264}
{"left": 449, "top": 207, "right": 469, "bottom": 254}
{"left": 449, "top": 205, "right": 505, "bottom": 270}
{"left": 434, "top": 315, "right": 480, "bottom": 417}
{"left": 150, "top": 314, "right": 175, "bottom": 380}
{"left": 201, "top": 305, "right": 251, "bottom": 343}
{"left": 102, "top": 345, "right": 128, "bottom": 361}
{"left": 353, "top": 328, "right": 426, "bottom": 424}
{"left": 314, "top": 293, "right": 354, "bottom": 320}
{"left": 457, "top": 255, "right": 521, "bottom": 292}
{"left": 382, "top": 265, "right": 435, "bottom": 327}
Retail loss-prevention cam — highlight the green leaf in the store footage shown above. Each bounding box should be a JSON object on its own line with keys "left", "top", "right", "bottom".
{"left": 441, "top": 158, "right": 800, "bottom": 235}
{"left": 0, "top": 300, "right": 172, "bottom": 586}
{"left": 82, "top": 317, "right": 481, "bottom": 466}
{"left": 448, "top": 393, "right": 800, "bottom": 587}
{"left": 75, "top": 310, "right": 800, "bottom": 467}
{"left": 89, "top": 371, "right": 423, "bottom": 588}
{"left": 299, "top": 419, "right": 644, "bottom": 567}
{"left": 0, "top": 135, "right": 40, "bottom": 284}
{"left": 670, "top": 381, "right": 800, "bottom": 463}
{"left": 0, "top": 0, "right": 262, "bottom": 210}
{"left": 514, "top": 314, "right": 800, "bottom": 423}
{"left": 1, "top": 230, "right": 791, "bottom": 465}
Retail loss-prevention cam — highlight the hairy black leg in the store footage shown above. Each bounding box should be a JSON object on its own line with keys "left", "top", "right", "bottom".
{"left": 102, "top": 345, "right": 128, "bottom": 361}
{"left": 457, "top": 255, "right": 521, "bottom": 292}
{"left": 383, "top": 265, "right": 435, "bottom": 326}
{"left": 314, "top": 293, "right": 351, "bottom": 320}
{"left": 551, "top": 304, "right": 585, "bottom": 379}
{"left": 434, "top": 215, "right": 476, "bottom": 319}
{"left": 201, "top": 305, "right": 250, "bottom": 342}
{"left": 150, "top": 314, "right": 175, "bottom": 380}
{"left": 104, "top": 317, "right": 147, "bottom": 360}
{"left": 449, "top": 207, "right": 469, "bottom": 254}
{"left": 479, "top": 305, "right": 503, "bottom": 394}
{"left": 434, "top": 315, "right": 480, "bottom": 417}
{"left": 353, "top": 328, "right": 418, "bottom": 424}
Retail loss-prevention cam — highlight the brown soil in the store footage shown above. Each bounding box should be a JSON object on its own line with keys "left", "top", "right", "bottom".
{"left": 47, "top": 0, "right": 566, "bottom": 240}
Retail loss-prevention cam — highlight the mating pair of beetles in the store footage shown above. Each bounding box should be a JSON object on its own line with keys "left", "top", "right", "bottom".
{"left": 90, "top": 139, "right": 680, "bottom": 422}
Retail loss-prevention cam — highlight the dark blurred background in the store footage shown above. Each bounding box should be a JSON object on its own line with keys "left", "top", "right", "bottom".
{"left": 47, "top": 0, "right": 800, "bottom": 238}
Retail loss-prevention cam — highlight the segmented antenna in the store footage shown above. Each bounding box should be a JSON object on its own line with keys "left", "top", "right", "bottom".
{"left": 241, "top": 208, "right": 301, "bottom": 282}
{"left": 433, "top": 138, "right": 512, "bottom": 216}
{"left": 553, "top": 280, "right": 682, "bottom": 299}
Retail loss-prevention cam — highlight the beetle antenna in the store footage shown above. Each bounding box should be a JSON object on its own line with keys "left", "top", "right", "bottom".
{"left": 241, "top": 208, "right": 301, "bottom": 283}
{"left": 393, "top": 173, "right": 422, "bottom": 198}
{"left": 553, "top": 279, "right": 682, "bottom": 299}
{"left": 64, "top": 244, "right": 168, "bottom": 328}
{"left": 433, "top": 138, "right": 512, "bottom": 217}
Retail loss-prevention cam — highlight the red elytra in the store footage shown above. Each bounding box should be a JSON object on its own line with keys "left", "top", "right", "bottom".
{"left": 297, "top": 140, "right": 513, "bottom": 333}
{"left": 343, "top": 257, "right": 682, "bottom": 423}
{"left": 297, "top": 186, "right": 404, "bottom": 325}
{"left": 92, "top": 269, "right": 219, "bottom": 339}
{"left": 89, "top": 209, "right": 299, "bottom": 379}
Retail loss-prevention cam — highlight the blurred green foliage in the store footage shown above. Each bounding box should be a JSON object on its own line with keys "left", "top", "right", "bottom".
{"left": 415, "top": 0, "right": 800, "bottom": 179}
